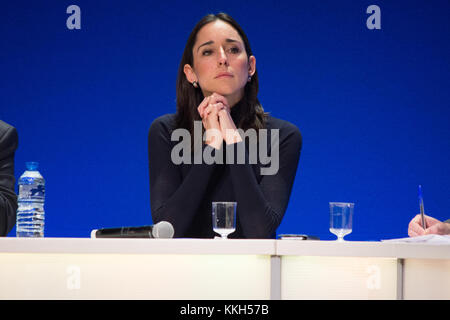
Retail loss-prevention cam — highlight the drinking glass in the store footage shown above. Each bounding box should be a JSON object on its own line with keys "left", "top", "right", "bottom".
{"left": 329, "top": 202, "right": 354, "bottom": 241}
{"left": 212, "top": 202, "right": 236, "bottom": 239}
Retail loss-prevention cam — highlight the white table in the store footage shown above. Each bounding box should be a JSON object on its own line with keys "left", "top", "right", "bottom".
{"left": 0, "top": 238, "right": 275, "bottom": 299}
{"left": 0, "top": 238, "right": 448, "bottom": 300}
{"left": 275, "top": 240, "right": 450, "bottom": 300}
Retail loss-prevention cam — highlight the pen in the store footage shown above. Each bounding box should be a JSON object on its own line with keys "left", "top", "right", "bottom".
{"left": 418, "top": 185, "right": 426, "bottom": 230}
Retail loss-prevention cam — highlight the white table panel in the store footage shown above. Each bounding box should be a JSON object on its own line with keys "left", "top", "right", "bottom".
{"left": 0, "top": 252, "right": 271, "bottom": 299}
{"left": 281, "top": 256, "right": 399, "bottom": 300}
{"left": 0, "top": 238, "right": 275, "bottom": 300}
{"left": 403, "top": 259, "right": 450, "bottom": 300}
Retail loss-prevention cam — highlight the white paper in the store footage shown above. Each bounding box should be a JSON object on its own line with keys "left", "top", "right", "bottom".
{"left": 381, "top": 234, "right": 450, "bottom": 244}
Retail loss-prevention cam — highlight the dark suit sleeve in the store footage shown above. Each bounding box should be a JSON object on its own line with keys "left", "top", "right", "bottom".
{"left": 0, "top": 124, "right": 19, "bottom": 236}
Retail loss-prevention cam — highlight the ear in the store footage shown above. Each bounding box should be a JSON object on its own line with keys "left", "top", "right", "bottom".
{"left": 183, "top": 64, "right": 197, "bottom": 84}
{"left": 248, "top": 55, "right": 256, "bottom": 77}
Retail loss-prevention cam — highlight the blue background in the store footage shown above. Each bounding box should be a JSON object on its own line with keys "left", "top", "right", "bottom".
{"left": 1, "top": 0, "right": 449, "bottom": 240}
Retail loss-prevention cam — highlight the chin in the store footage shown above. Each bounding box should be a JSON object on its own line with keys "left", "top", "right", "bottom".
{"left": 205, "top": 86, "right": 239, "bottom": 97}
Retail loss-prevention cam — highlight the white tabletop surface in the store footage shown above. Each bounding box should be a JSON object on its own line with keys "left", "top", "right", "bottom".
{"left": 0, "top": 237, "right": 449, "bottom": 259}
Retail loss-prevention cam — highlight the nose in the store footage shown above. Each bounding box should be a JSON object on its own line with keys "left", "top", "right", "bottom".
{"left": 217, "top": 47, "right": 228, "bottom": 66}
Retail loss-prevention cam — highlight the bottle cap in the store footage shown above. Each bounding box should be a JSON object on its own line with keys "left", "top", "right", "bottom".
{"left": 26, "top": 162, "right": 39, "bottom": 171}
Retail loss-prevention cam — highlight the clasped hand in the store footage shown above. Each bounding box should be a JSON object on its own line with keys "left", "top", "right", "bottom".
{"left": 197, "top": 93, "right": 243, "bottom": 149}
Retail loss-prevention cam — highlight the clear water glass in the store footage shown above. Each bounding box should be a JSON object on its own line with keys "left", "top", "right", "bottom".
{"left": 212, "top": 202, "right": 236, "bottom": 239}
{"left": 329, "top": 202, "right": 354, "bottom": 241}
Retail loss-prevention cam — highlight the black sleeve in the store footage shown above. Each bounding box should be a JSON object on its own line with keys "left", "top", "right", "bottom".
{"left": 227, "top": 123, "right": 302, "bottom": 238}
{"left": 148, "top": 117, "right": 218, "bottom": 237}
{"left": 0, "top": 125, "right": 19, "bottom": 236}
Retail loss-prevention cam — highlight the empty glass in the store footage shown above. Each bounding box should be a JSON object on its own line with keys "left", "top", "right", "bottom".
{"left": 212, "top": 202, "right": 236, "bottom": 239}
{"left": 329, "top": 202, "right": 354, "bottom": 241}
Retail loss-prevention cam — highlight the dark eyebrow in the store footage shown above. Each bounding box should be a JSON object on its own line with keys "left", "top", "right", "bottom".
{"left": 196, "top": 39, "right": 240, "bottom": 52}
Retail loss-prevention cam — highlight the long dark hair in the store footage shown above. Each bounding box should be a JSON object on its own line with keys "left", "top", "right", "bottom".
{"left": 175, "top": 12, "right": 267, "bottom": 137}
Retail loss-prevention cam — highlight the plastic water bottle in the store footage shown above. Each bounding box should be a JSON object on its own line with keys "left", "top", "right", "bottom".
{"left": 16, "top": 162, "right": 46, "bottom": 237}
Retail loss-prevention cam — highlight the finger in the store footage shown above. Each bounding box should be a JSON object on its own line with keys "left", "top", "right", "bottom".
{"left": 202, "top": 100, "right": 215, "bottom": 119}
{"left": 409, "top": 228, "right": 424, "bottom": 237}
{"left": 202, "top": 96, "right": 212, "bottom": 118}
{"left": 203, "top": 104, "right": 213, "bottom": 117}
{"left": 425, "top": 222, "right": 446, "bottom": 235}
{"left": 408, "top": 228, "right": 420, "bottom": 237}
{"left": 207, "top": 104, "right": 223, "bottom": 117}
{"left": 197, "top": 96, "right": 211, "bottom": 118}
{"left": 207, "top": 103, "right": 224, "bottom": 116}
{"left": 411, "top": 214, "right": 427, "bottom": 228}
{"left": 409, "top": 221, "right": 425, "bottom": 236}
{"left": 209, "top": 93, "right": 229, "bottom": 109}
{"left": 213, "top": 102, "right": 225, "bottom": 111}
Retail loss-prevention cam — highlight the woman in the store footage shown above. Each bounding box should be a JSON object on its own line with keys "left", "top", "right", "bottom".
{"left": 148, "top": 13, "right": 302, "bottom": 238}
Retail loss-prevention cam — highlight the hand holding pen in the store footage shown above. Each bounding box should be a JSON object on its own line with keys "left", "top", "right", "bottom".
{"left": 408, "top": 214, "right": 450, "bottom": 237}
{"left": 408, "top": 186, "right": 450, "bottom": 236}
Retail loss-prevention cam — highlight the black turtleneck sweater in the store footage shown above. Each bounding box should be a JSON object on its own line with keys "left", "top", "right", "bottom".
{"left": 148, "top": 109, "right": 302, "bottom": 238}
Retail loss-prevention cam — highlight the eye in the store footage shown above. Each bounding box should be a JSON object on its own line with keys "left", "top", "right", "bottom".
{"left": 202, "top": 49, "right": 213, "bottom": 56}
{"left": 229, "top": 47, "right": 240, "bottom": 54}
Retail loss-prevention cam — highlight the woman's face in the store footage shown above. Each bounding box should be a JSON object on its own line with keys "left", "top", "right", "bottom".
{"left": 184, "top": 20, "right": 256, "bottom": 107}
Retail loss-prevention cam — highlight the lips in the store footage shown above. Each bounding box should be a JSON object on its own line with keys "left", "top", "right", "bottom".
{"left": 215, "top": 72, "right": 233, "bottom": 78}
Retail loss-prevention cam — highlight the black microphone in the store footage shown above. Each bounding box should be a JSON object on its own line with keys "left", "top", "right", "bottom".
{"left": 91, "top": 221, "right": 174, "bottom": 239}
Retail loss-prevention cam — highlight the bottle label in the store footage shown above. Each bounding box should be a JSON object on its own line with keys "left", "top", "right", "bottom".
{"left": 19, "top": 184, "right": 45, "bottom": 200}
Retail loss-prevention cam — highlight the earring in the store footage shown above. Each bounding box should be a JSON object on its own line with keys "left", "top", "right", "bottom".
{"left": 247, "top": 76, "right": 252, "bottom": 82}
{"left": 193, "top": 81, "right": 198, "bottom": 88}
